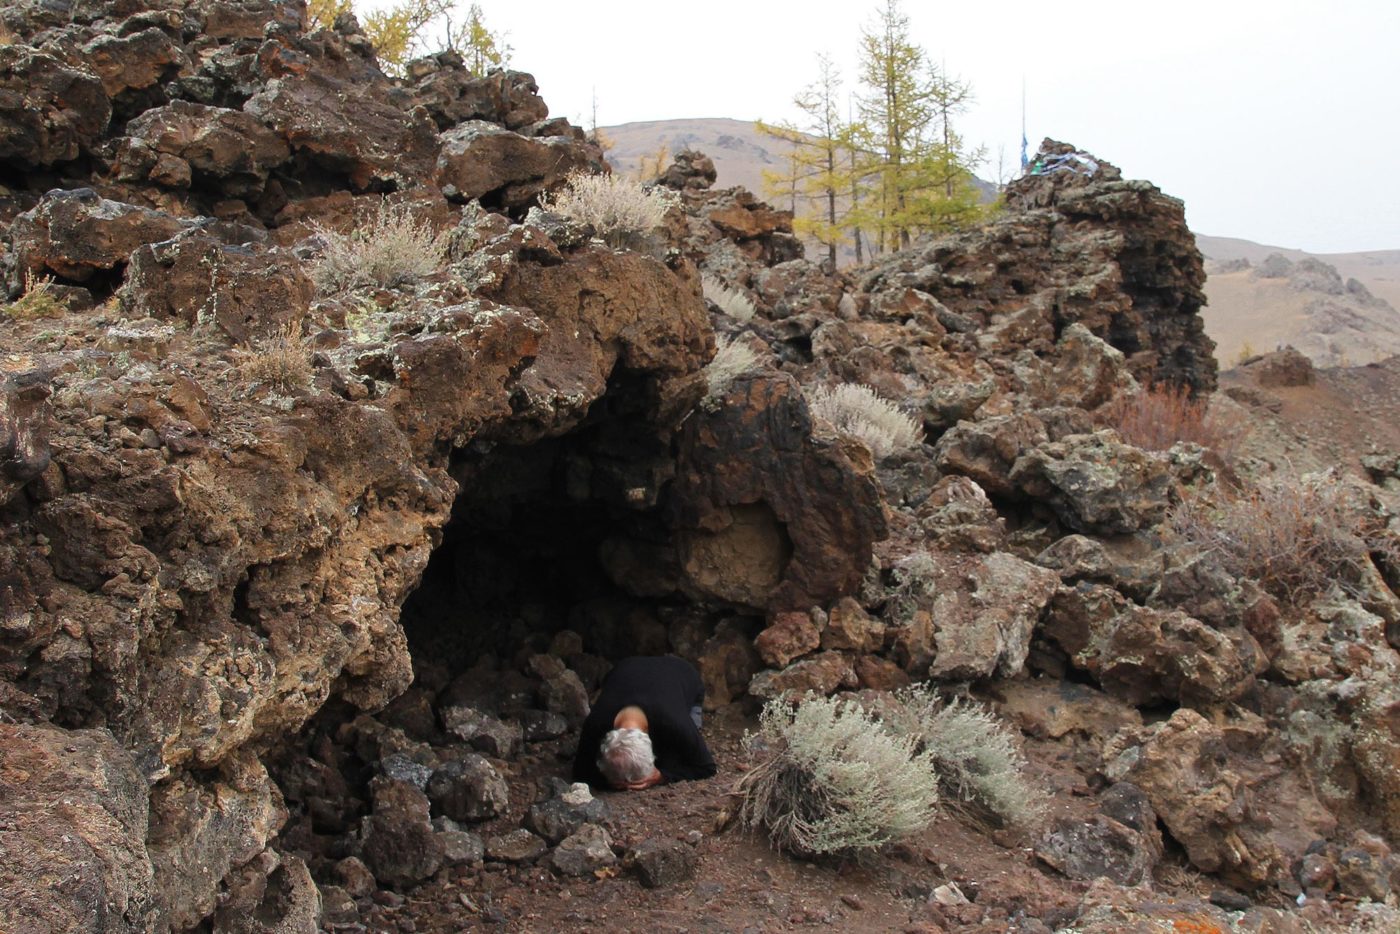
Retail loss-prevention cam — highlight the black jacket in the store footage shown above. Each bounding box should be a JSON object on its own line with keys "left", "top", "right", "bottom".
{"left": 572, "top": 656, "right": 717, "bottom": 786}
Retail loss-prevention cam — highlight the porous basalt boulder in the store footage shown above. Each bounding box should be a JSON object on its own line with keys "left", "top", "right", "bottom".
{"left": 244, "top": 72, "right": 440, "bottom": 191}
{"left": 408, "top": 59, "right": 549, "bottom": 131}
{"left": 122, "top": 230, "right": 313, "bottom": 343}
{"left": 1044, "top": 584, "right": 1253, "bottom": 707}
{"left": 0, "top": 46, "right": 111, "bottom": 166}
{"left": 11, "top": 189, "right": 192, "bottom": 283}
{"left": 434, "top": 120, "right": 603, "bottom": 209}
{"left": 1009, "top": 430, "right": 1174, "bottom": 534}
{"left": 0, "top": 724, "right": 155, "bottom": 934}
{"left": 669, "top": 374, "right": 887, "bottom": 611}
{"left": 1103, "top": 710, "right": 1281, "bottom": 888}
{"left": 0, "top": 370, "right": 51, "bottom": 507}
{"left": 118, "top": 100, "right": 290, "bottom": 192}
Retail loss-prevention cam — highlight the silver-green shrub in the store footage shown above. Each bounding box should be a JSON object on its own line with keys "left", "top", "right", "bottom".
{"left": 737, "top": 695, "right": 940, "bottom": 857}
{"left": 539, "top": 172, "right": 676, "bottom": 249}
{"left": 806, "top": 383, "right": 923, "bottom": 459}
{"left": 886, "top": 687, "right": 1045, "bottom": 829}
{"left": 311, "top": 200, "right": 450, "bottom": 295}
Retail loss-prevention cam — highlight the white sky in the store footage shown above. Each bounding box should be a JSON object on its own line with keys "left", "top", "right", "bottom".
{"left": 384, "top": 0, "right": 1400, "bottom": 253}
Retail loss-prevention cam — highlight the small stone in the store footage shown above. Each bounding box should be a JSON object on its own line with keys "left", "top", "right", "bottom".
{"left": 426, "top": 754, "right": 508, "bottom": 823}
{"left": 685, "top": 830, "right": 703, "bottom": 847}
{"left": 319, "top": 884, "right": 359, "bottom": 925}
{"left": 519, "top": 710, "right": 569, "bottom": 741}
{"left": 380, "top": 753, "right": 433, "bottom": 790}
{"left": 438, "top": 827, "right": 485, "bottom": 865}
{"left": 485, "top": 828, "right": 547, "bottom": 864}
{"left": 440, "top": 706, "right": 522, "bottom": 758}
{"left": 334, "top": 856, "right": 376, "bottom": 898}
{"left": 631, "top": 838, "right": 698, "bottom": 889}
{"left": 526, "top": 793, "right": 610, "bottom": 845}
{"left": 551, "top": 823, "right": 617, "bottom": 877}
{"left": 841, "top": 894, "right": 864, "bottom": 910}
{"left": 1209, "top": 889, "right": 1252, "bottom": 912}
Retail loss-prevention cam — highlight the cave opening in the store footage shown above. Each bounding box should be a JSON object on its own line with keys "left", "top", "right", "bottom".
{"left": 395, "top": 370, "right": 768, "bottom": 702}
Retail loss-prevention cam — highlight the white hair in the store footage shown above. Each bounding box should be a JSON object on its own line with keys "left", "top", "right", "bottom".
{"left": 598, "top": 728, "right": 655, "bottom": 785}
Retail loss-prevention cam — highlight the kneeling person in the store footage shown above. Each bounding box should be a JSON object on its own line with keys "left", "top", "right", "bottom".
{"left": 573, "top": 656, "right": 717, "bottom": 790}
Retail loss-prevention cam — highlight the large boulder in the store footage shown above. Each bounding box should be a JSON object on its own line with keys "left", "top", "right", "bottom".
{"left": 1103, "top": 710, "right": 1281, "bottom": 888}
{"left": 119, "top": 100, "right": 290, "bottom": 192}
{"left": 0, "top": 370, "right": 51, "bottom": 508}
{"left": 669, "top": 375, "right": 887, "bottom": 611}
{"left": 1045, "top": 584, "right": 1253, "bottom": 707}
{"left": 122, "top": 231, "right": 313, "bottom": 343}
{"left": 10, "top": 189, "right": 191, "bottom": 283}
{"left": 434, "top": 120, "right": 602, "bottom": 208}
{"left": 245, "top": 72, "right": 440, "bottom": 191}
{"left": 1009, "top": 430, "right": 1173, "bottom": 534}
{"left": 0, "top": 46, "right": 110, "bottom": 166}
{"left": 0, "top": 724, "right": 155, "bottom": 934}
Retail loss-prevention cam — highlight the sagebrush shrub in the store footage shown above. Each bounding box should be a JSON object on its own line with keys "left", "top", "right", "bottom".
{"left": 884, "top": 687, "right": 1044, "bottom": 829}
{"left": 1168, "top": 472, "right": 1384, "bottom": 603}
{"left": 701, "top": 274, "right": 756, "bottom": 323}
{"left": 238, "top": 321, "right": 312, "bottom": 391}
{"left": 703, "top": 335, "right": 759, "bottom": 403}
{"left": 737, "top": 695, "right": 940, "bottom": 857}
{"left": 1097, "top": 382, "right": 1241, "bottom": 460}
{"left": 539, "top": 172, "right": 676, "bottom": 248}
{"left": 806, "top": 383, "right": 923, "bottom": 459}
{"left": 311, "top": 200, "right": 450, "bottom": 295}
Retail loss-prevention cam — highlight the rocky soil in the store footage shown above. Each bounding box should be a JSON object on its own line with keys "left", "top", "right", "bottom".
{"left": 4, "top": 3, "right": 1400, "bottom": 933}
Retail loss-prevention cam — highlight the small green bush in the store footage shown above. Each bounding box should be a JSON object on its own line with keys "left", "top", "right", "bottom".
{"left": 885, "top": 687, "right": 1045, "bottom": 829}
{"left": 806, "top": 382, "right": 923, "bottom": 459}
{"left": 737, "top": 695, "right": 940, "bottom": 857}
{"left": 311, "top": 199, "right": 450, "bottom": 295}
{"left": 3, "top": 270, "right": 64, "bottom": 319}
{"left": 539, "top": 172, "right": 676, "bottom": 249}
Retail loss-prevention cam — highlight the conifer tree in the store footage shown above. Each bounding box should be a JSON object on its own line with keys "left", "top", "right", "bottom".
{"left": 758, "top": 55, "right": 863, "bottom": 270}
{"left": 852, "top": 0, "right": 986, "bottom": 251}
{"left": 306, "top": 0, "right": 508, "bottom": 75}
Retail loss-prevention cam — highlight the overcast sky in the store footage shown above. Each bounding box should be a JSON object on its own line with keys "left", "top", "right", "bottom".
{"left": 386, "top": 0, "right": 1399, "bottom": 253}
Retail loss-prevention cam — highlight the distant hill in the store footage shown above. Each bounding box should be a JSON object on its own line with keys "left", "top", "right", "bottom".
{"left": 601, "top": 118, "right": 784, "bottom": 201}
{"left": 1196, "top": 235, "right": 1400, "bottom": 368}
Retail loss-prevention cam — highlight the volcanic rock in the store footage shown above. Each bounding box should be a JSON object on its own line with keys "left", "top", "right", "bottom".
{"left": 11, "top": 189, "right": 191, "bottom": 283}
{"left": 1103, "top": 710, "right": 1281, "bottom": 888}
{"left": 0, "top": 46, "right": 111, "bottom": 165}
{"left": 360, "top": 777, "right": 444, "bottom": 890}
{"left": 631, "top": 838, "right": 698, "bottom": 888}
{"left": 551, "top": 823, "right": 617, "bottom": 877}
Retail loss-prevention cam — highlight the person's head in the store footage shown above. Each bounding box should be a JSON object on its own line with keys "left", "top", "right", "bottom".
{"left": 597, "top": 727, "right": 655, "bottom": 786}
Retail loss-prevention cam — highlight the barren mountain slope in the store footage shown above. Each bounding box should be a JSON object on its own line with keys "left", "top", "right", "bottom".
{"left": 602, "top": 117, "right": 780, "bottom": 195}
{"left": 1198, "top": 234, "right": 1400, "bottom": 366}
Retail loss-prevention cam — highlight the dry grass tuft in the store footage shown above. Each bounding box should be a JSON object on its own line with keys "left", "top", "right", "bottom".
{"left": 806, "top": 383, "right": 923, "bottom": 459}
{"left": 703, "top": 335, "right": 759, "bottom": 403}
{"left": 311, "top": 200, "right": 450, "bottom": 296}
{"left": 1097, "top": 382, "right": 1242, "bottom": 460}
{"left": 884, "top": 687, "right": 1045, "bottom": 830}
{"left": 3, "top": 270, "right": 64, "bottom": 319}
{"left": 539, "top": 172, "right": 676, "bottom": 249}
{"left": 1168, "top": 472, "right": 1385, "bottom": 603}
{"left": 701, "top": 275, "right": 756, "bottom": 323}
{"left": 238, "top": 321, "right": 313, "bottom": 391}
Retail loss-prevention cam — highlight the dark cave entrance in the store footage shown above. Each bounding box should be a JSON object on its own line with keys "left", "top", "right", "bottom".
{"left": 396, "top": 374, "right": 764, "bottom": 687}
